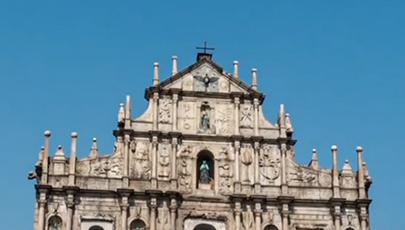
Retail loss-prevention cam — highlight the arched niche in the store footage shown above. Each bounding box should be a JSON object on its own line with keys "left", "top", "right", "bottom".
{"left": 196, "top": 150, "right": 215, "bottom": 189}
{"left": 263, "top": 224, "right": 278, "bottom": 230}
{"left": 194, "top": 223, "right": 216, "bottom": 230}
{"left": 48, "top": 215, "right": 63, "bottom": 230}
{"left": 89, "top": 226, "right": 104, "bottom": 230}
{"left": 130, "top": 219, "right": 146, "bottom": 230}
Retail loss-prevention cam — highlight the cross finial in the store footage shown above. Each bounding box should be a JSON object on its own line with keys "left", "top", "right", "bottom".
{"left": 196, "top": 41, "right": 215, "bottom": 54}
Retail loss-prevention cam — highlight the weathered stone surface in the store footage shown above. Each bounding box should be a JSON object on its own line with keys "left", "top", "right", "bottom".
{"left": 29, "top": 53, "right": 372, "bottom": 230}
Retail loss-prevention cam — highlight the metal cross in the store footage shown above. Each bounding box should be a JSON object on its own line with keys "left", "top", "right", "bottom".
{"left": 196, "top": 41, "right": 215, "bottom": 54}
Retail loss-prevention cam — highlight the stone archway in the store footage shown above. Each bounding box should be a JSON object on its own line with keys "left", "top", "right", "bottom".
{"left": 194, "top": 223, "right": 216, "bottom": 230}
{"left": 184, "top": 218, "right": 225, "bottom": 230}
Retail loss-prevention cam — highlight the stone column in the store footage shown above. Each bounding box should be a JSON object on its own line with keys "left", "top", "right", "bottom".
{"left": 68, "top": 132, "right": 78, "bottom": 185}
{"left": 149, "top": 197, "right": 157, "bottom": 230}
{"left": 254, "top": 202, "right": 262, "bottom": 230}
{"left": 170, "top": 197, "right": 177, "bottom": 230}
{"left": 253, "top": 140, "right": 261, "bottom": 193}
{"left": 151, "top": 135, "right": 158, "bottom": 188}
{"left": 66, "top": 203, "right": 74, "bottom": 230}
{"left": 281, "top": 143, "right": 288, "bottom": 194}
{"left": 121, "top": 198, "right": 129, "bottom": 230}
{"left": 36, "top": 186, "right": 50, "bottom": 230}
{"left": 64, "top": 187, "right": 78, "bottom": 230}
{"left": 253, "top": 98, "right": 259, "bottom": 136}
{"left": 37, "top": 200, "right": 46, "bottom": 230}
{"left": 170, "top": 135, "right": 179, "bottom": 188}
{"left": 331, "top": 145, "right": 340, "bottom": 198}
{"left": 356, "top": 146, "right": 366, "bottom": 199}
{"left": 234, "top": 201, "right": 242, "bottom": 230}
{"left": 333, "top": 205, "right": 341, "bottom": 230}
{"left": 281, "top": 203, "right": 289, "bottom": 230}
{"left": 233, "top": 140, "right": 241, "bottom": 192}
{"left": 123, "top": 134, "right": 130, "bottom": 187}
{"left": 234, "top": 96, "right": 240, "bottom": 135}
{"left": 152, "top": 92, "right": 159, "bottom": 131}
{"left": 359, "top": 205, "right": 368, "bottom": 230}
{"left": 41, "top": 130, "right": 51, "bottom": 184}
{"left": 172, "top": 93, "right": 178, "bottom": 131}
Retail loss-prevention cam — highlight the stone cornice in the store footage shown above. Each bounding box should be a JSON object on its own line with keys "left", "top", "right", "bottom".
{"left": 144, "top": 88, "right": 265, "bottom": 104}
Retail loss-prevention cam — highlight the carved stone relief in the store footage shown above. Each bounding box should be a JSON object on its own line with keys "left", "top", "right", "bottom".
{"left": 157, "top": 201, "right": 170, "bottom": 230}
{"left": 158, "top": 143, "right": 170, "bottom": 179}
{"left": 215, "top": 105, "right": 232, "bottom": 135}
{"left": 259, "top": 144, "right": 281, "bottom": 185}
{"left": 240, "top": 144, "right": 254, "bottom": 184}
{"left": 179, "top": 102, "right": 195, "bottom": 132}
{"left": 240, "top": 104, "right": 253, "bottom": 128}
{"left": 287, "top": 161, "right": 318, "bottom": 186}
{"left": 159, "top": 98, "right": 172, "bottom": 123}
{"left": 131, "top": 142, "right": 151, "bottom": 179}
{"left": 242, "top": 205, "right": 254, "bottom": 230}
{"left": 177, "top": 145, "right": 193, "bottom": 190}
{"left": 218, "top": 147, "right": 233, "bottom": 193}
{"left": 89, "top": 155, "right": 122, "bottom": 178}
{"left": 193, "top": 67, "right": 219, "bottom": 92}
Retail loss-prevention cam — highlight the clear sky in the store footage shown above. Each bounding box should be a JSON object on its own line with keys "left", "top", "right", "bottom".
{"left": 0, "top": 1, "right": 403, "bottom": 229}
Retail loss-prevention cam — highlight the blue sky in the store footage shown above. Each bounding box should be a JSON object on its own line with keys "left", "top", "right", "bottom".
{"left": 0, "top": 1, "right": 403, "bottom": 229}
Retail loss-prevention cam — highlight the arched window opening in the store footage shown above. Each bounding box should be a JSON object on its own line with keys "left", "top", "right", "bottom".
{"left": 346, "top": 228, "right": 355, "bottom": 230}
{"left": 264, "top": 225, "right": 278, "bottom": 230}
{"left": 89, "top": 226, "right": 104, "bottom": 230}
{"left": 130, "top": 219, "right": 146, "bottom": 230}
{"left": 197, "top": 150, "right": 214, "bottom": 189}
{"left": 48, "top": 216, "right": 62, "bottom": 230}
{"left": 194, "top": 223, "right": 216, "bottom": 230}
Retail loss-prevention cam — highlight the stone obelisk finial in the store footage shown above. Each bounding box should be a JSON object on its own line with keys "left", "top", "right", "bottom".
{"left": 118, "top": 103, "right": 125, "bottom": 123}
{"left": 356, "top": 146, "right": 366, "bottom": 198}
{"left": 172, "top": 56, "right": 178, "bottom": 75}
{"left": 331, "top": 145, "right": 340, "bottom": 198}
{"left": 124, "top": 96, "right": 131, "bottom": 129}
{"left": 41, "top": 130, "right": 51, "bottom": 184}
{"left": 153, "top": 62, "right": 159, "bottom": 86}
{"left": 69, "top": 132, "right": 78, "bottom": 185}
{"left": 233, "top": 61, "right": 239, "bottom": 79}
{"left": 251, "top": 68, "right": 257, "bottom": 90}
{"left": 89, "top": 138, "right": 98, "bottom": 158}
{"left": 309, "top": 148, "right": 319, "bottom": 170}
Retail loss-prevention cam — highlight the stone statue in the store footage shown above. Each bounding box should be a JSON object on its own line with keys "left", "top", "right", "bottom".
{"left": 199, "top": 160, "right": 210, "bottom": 184}
{"left": 48, "top": 217, "right": 62, "bottom": 230}
{"left": 201, "top": 110, "right": 210, "bottom": 131}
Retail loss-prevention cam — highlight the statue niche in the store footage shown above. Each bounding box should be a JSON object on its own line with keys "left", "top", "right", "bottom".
{"left": 199, "top": 103, "right": 214, "bottom": 134}
{"left": 197, "top": 150, "right": 214, "bottom": 190}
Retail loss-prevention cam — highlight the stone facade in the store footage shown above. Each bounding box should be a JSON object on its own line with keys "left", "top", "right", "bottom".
{"left": 29, "top": 53, "right": 372, "bottom": 230}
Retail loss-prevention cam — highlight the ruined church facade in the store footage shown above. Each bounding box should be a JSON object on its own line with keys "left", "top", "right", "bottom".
{"left": 29, "top": 52, "right": 372, "bottom": 230}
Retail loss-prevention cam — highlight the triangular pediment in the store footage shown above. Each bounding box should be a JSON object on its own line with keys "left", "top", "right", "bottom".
{"left": 159, "top": 57, "right": 256, "bottom": 94}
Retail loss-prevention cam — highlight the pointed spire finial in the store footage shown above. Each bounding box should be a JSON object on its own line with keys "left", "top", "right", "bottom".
{"left": 153, "top": 62, "right": 159, "bottom": 86}
{"left": 89, "top": 137, "right": 98, "bottom": 158}
{"left": 233, "top": 61, "right": 239, "bottom": 79}
{"left": 54, "top": 145, "right": 66, "bottom": 161}
{"left": 342, "top": 159, "right": 353, "bottom": 175}
{"left": 172, "top": 56, "right": 178, "bottom": 75}
{"left": 251, "top": 68, "right": 257, "bottom": 90}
